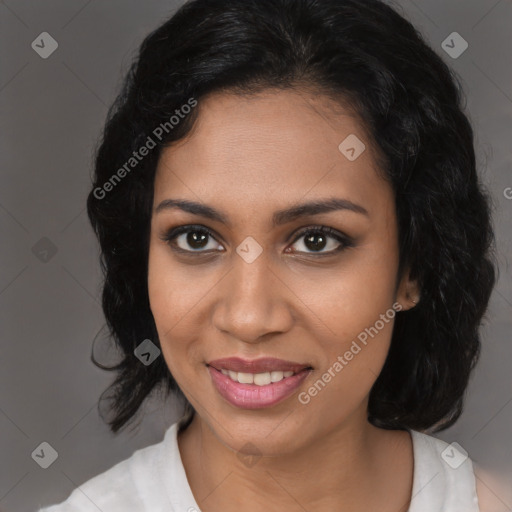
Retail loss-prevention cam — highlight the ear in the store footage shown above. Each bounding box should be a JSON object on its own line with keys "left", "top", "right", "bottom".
{"left": 396, "top": 268, "right": 420, "bottom": 311}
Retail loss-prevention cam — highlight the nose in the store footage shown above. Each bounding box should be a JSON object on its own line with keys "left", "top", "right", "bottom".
{"left": 212, "top": 249, "right": 294, "bottom": 344}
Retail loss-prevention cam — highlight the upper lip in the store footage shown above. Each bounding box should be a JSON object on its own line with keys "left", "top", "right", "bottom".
{"left": 208, "top": 357, "right": 312, "bottom": 374}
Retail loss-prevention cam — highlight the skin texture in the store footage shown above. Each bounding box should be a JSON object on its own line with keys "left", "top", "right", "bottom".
{"left": 474, "top": 465, "right": 512, "bottom": 512}
{"left": 147, "top": 89, "right": 420, "bottom": 512}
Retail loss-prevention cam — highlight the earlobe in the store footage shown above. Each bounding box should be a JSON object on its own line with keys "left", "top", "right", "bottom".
{"left": 397, "top": 271, "right": 420, "bottom": 311}
{"left": 409, "top": 292, "right": 419, "bottom": 306}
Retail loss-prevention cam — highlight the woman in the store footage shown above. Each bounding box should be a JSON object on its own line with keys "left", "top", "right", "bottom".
{"left": 39, "top": 0, "right": 504, "bottom": 510}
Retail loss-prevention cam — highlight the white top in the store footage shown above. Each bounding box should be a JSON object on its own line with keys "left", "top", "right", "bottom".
{"left": 38, "top": 423, "right": 480, "bottom": 512}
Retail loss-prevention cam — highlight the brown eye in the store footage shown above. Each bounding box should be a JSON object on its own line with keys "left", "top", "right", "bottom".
{"left": 183, "top": 230, "right": 209, "bottom": 250}
{"left": 161, "top": 225, "right": 224, "bottom": 253}
{"left": 288, "top": 226, "right": 352, "bottom": 255}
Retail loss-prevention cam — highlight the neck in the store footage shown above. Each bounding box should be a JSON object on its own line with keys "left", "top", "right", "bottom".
{"left": 177, "top": 410, "right": 412, "bottom": 511}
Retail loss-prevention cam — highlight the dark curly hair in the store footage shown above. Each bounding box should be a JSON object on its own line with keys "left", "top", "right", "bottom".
{"left": 86, "top": 0, "right": 496, "bottom": 434}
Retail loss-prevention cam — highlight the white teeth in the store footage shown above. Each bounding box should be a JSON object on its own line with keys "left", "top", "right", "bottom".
{"left": 270, "top": 371, "right": 284, "bottom": 382}
{"left": 254, "top": 372, "right": 271, "bottom": 385}
{"left": 219, "top": 369, "right": 297, "bottom": 385}
{"left": 237, "top": 372, "right": 254, "bottom": 384}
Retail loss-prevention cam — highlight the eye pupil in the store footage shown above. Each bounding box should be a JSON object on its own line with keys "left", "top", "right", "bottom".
{"left": 165, "top": 226, "right": 346, "bottom": 255}
{"left": 187, "top": 231, "right": 208, "bottom": 249}
{"left": 305, "top": 233, "right": 327, "bottom": 252}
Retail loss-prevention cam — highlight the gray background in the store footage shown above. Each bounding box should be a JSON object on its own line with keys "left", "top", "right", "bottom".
{"left": 1, "top": 1, "right": 511, "bottom": 510}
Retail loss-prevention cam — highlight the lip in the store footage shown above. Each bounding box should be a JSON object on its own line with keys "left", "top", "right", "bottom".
{"left": 207, "top": 357, "right": 312, "bottom": 374}
{"left": 207, "top": 365, "right": 312, "bottom": 409}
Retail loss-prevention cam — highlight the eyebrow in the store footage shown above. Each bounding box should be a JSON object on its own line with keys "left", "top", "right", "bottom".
{"left": 154, "top": 197, "right": 369, "bottom": 227}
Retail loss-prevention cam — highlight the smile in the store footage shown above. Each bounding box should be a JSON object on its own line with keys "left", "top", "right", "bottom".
{"left": 207, "top": 363, "right": 312, "bottom": 409}
{"left": 219, "top": 369, "right": 296, "bottom": 385}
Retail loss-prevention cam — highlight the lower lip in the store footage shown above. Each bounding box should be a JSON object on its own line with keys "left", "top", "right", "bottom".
{"left": 207, "top": 366, "right": 311, "bottom": 409}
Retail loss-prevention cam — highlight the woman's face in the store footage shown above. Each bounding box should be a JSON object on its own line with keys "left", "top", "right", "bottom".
{"left": 148, "top": 89, "right": 415, "bottom": 455}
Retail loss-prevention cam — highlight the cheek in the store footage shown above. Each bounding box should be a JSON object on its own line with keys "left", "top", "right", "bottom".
{"left": 302, "top": 253, "right": 399, "bottom": 347}
{"left": 147, "top": 241, "right": 203, "bottom": 329}
{"left": 147, "top": 245, "right": 195, "bottom": 372}
{"left": 298, "top": 249, "right": 399, "bottom": 407}
{"left": 147, "top": 241, "right": 218, "bottom": 387}
{"left": 315, "top": 281, "right": 396, "bottom": 383}
{"left": 300, "top": 282, "right": 397, "bottom": 425}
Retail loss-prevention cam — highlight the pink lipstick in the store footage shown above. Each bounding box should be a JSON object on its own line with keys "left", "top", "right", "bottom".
{"left": 207, "top": 357, "right": 312, "bottom": 409}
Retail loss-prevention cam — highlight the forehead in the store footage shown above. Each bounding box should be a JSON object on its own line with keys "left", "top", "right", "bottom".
{"left": 153, "top": 89, "right": 390, "bottom": 218}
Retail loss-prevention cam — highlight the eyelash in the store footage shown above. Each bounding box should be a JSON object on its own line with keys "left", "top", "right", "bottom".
{"left": 159, "top": 224, "right": 354, "bottom": 257}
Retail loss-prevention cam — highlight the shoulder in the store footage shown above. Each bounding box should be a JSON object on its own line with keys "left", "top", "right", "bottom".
{"left": 473, "top": 464, "right": 512, "bottom": 512}
{"left": 410, "top": 430, "right": 512, "bottom": 512}
{"left": 37, "top": 430, "right": 172, "bottom": 512}
{"left": 408, "top": 430, "right": 481, "bottom": 511}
